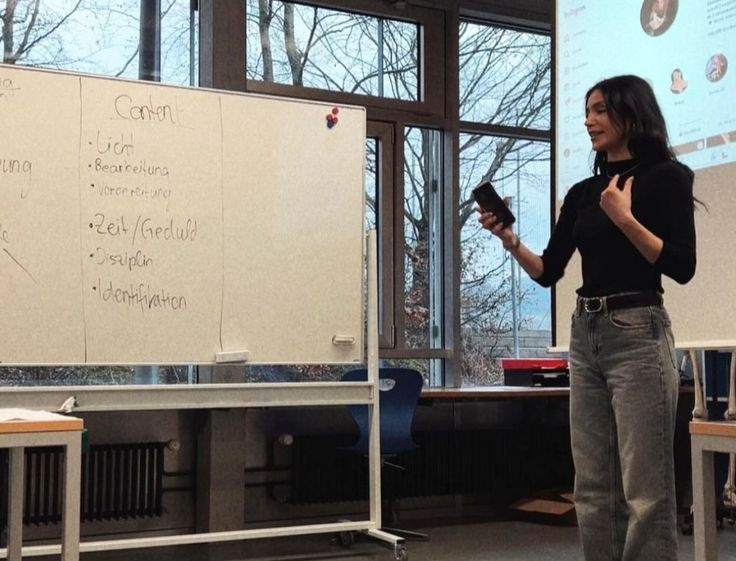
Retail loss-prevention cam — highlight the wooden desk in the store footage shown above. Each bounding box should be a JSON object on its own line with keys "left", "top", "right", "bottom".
{"left": 0, "top": 412, "right": 83, "bottom": 561}
{"left": 420, "top": 384, "right": 693, "bottom": 401}
{"left": 420, "top": 385, "right": 569, "bottom": 401}
{"left": 690, "top": 420, "right": 736, "bottom": 561}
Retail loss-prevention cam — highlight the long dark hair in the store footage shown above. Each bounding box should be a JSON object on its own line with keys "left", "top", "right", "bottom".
{"left": 585, "top": 74, "right": 675, "bottom": 174}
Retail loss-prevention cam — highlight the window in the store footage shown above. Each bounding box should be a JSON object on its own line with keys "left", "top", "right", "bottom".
{"left": 458, "top": 22, "right": 552, "bottom": 385}
{"left": 460, "top": 23, "right": 550, "bottom": 129}
{"left": 459, "top": 134, "right": 551, "bottom": 385}
{"left": 0, "top": 365, "right": 194, "bottom": 387}
{"left": 403, "top": 127, "right": 443, "bottom": 352}
{"left": 246, "top": 0, "right": 419, "bottom": 100}
{"left": 366, "top": 138, "right": 378, "bottom": 230}
{"left": 1, "top": 4, "right": 554, "bottom": 389}
{"left": 1, "top": 1, "right": 198, "bottom": 85}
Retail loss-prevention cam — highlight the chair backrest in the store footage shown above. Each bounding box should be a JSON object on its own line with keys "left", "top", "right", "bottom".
{"left": 341, "top": 368, "right": 424, "bottom": 456}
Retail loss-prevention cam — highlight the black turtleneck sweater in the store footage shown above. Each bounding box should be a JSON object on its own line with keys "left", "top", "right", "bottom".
{"left": 534, "top": 158, "right": 696, "bottom": 296}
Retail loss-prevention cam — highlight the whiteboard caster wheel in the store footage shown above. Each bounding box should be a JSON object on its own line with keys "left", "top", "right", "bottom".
{"left": 394, "top": 544, "right": 407, "bottom": 561}
{"left": 338, "top": 531, "right": 354, "bottom": 547}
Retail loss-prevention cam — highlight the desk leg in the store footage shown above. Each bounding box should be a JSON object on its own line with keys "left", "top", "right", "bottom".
{"left": 692, "top": 438, "right": 717, "bottom": 561}
{"left": 61, "top": 436, "right": 82, "bottom": 561}
{"left": 7, "top": 448, "right": 24, "bottom": 561}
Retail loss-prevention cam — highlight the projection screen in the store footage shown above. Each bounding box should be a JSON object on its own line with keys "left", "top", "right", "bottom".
{"left": 554, "top": 0, "right": 736, "bottom": 349}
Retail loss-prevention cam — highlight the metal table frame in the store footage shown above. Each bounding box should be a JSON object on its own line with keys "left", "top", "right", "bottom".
{"left": 1, "top": 418, "right": 83, "bottom": 561}
{"left": 690, "top": 420, "right": 736, "bottom": 561}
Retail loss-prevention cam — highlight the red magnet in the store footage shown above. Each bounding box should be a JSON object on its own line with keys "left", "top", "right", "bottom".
{"left": 326, "top": 112, "right": 338, "bottom": 128}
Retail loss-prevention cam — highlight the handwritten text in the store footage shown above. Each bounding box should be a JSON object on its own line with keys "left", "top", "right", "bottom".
{"left": 95, "top": 277, "right": 187, "bottom": 313}
{"left": 94, "top": 131, "right": 134, "bottom": 156}
{"left": 0, "top": 157, "right": 33, "bottom": 198}
{"left": 93, "top": 182, "right": 172, "bottom": 203}
{"left": 91, "top": 247, "right": 154, "bottom": 270}
{"left": 92, "top": 158, "right": 169, "bottom": 177}
{"left": 89, "top": 213, "right": 198, "bottom": 246}
{"left": 114, "top": 94, "right": 182, "bottom": 125}
{"left": 0, "top": 77, "right": 19, "bottom": 102}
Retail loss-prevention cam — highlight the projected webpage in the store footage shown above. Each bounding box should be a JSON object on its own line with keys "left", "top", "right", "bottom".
{"left": 556, "top": 0, "right": 736, "bottom": 195}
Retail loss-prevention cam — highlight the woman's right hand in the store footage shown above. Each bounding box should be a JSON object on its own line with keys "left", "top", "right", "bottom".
{"left": 476, "top": 197, "right": 518, "bottom": 250}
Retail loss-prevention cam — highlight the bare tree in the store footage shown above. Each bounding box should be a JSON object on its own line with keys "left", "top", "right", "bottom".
{"left": 1, "top": 0, "right": 83, "bottom": 65}
{"left": 257, "top": 0, "right": 274, "bottom": 81}
{"left": 2, "top": 1, "right": 192, "bottom": 84}
{"left": 456, "top": 23, "right": 551, "bottom": 381}
{"left": 248, "top": 2, "right": 417, "bottom": 99}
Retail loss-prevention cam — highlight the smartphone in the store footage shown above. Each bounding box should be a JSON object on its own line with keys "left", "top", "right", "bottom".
{"left": 472, "top": 180, "right": 516, "bottom": 229}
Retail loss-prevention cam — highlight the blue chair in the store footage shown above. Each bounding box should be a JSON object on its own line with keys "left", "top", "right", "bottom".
{"left": 341, "top": 367, "right": 428, "bottom": 541}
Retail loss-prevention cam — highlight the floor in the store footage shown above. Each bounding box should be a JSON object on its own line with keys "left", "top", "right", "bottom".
{"left": 59, "top": 519, "right": 736, "bottom": 561}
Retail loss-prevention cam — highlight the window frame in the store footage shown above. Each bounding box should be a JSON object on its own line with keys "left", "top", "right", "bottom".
{"left": 241, "top": 0, "right": 445, "bottom": 118}
{"left": 366, "top": 120, "right": 395, "bottom": 348}
{"left": 456, "top": 17, "right": 553, "bottom": 383}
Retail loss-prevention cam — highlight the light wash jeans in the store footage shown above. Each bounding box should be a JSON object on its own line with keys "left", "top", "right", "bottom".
{"left": 569, "top": 301, "right": 680, "bottom": 561}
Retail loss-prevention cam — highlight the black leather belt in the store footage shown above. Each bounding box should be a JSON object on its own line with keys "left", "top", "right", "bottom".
{"left": 577, "top": 291, "right": 663, "bottom": 313}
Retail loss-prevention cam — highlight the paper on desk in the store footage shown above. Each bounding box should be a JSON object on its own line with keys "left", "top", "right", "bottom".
{"left": 0, "top": 408, "right": 71, "bottom": 423}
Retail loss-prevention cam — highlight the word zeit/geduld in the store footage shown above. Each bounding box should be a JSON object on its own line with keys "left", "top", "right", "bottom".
{"left": 89, "top": 214, "right": 197, "bottom": 246}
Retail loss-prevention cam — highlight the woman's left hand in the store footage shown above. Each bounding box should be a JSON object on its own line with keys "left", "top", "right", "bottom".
{"left": 600, "top": 174, "right": 634, "bottom": 227}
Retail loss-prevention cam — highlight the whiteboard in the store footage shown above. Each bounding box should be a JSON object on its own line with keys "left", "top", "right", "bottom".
{"left": 0, "top": 65, "right": 366, "bottom": 365}
{"left": 554, "top": 163, "right": 736, "bottom": 350}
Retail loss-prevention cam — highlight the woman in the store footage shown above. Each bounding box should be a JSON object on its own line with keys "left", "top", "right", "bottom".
{"left": 670, "top": 68, "right": 687, "bottom": 94}
{"left": 646, "top": 0, "right": 669, "bottom": 34}
{"left": 707, "top": 54, "right": 728, "bottom": 82}
{"left": 478, "top": 75, "right": 696, "bottom": 561}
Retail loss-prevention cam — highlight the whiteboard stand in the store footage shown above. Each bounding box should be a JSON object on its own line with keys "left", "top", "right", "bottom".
{"left": 360, "top": 229, "right": 406, "bottom": 560}
{"left": 0, "top": 230, "right": 407, "bottom": 561}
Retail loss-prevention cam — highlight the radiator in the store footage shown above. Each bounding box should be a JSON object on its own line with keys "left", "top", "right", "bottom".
{"left": 80, "top": 443, "right": 165, "bottom": 522}
{"left": 289, "top": 427, "right": 573, "bottom": 505}
{"left": 1, "top": 442, "right": 165, "bottom": 526}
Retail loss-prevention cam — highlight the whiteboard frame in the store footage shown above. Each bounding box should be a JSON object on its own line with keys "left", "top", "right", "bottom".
{"left": 0, "top": 62, "right": 366, "bottom": 367}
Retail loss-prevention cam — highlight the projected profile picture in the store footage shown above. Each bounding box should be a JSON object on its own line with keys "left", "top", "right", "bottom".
{"left": 706, "top": 54, "right": 728, "bottom": 82}
{"left": 670, "top": 68, "right": 688, "bottom": 94}
{"left": 640, "top": 0, "right": 678, "bottom": 37}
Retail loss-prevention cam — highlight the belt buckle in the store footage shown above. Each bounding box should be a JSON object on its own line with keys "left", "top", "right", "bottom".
{"left": 584, "top": 297, "right": 604, "bottom": 313}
